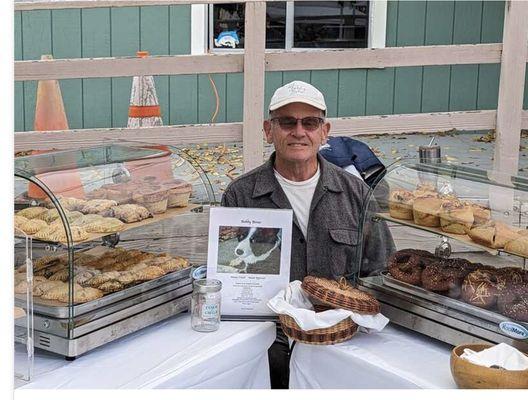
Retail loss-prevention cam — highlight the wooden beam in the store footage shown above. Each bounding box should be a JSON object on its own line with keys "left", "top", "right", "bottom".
{"left": 329, "top": 110, "right": 497, "bottom": 136}
{"left": 14, "top": 110, "right": 500, "bottom": 152}
{"left": 14, "top": 0, "right": 283, "bottom": 11}
{"left": 493, "top": 0, "right": 528, "bottom": 175}
{"left": 15, "top": 44, "right": 505, "bottom": 81}
{"left": 14, "top": 123, "right": 242, "bottom": 151}
{"left": 266, "top": 44, "right": 503, "bottom": 71}
{"left": 242, "top": 1, "right": 267, "bottom": 171}
{"left": 15, "top": 54, "right": 243, "bottom": 81}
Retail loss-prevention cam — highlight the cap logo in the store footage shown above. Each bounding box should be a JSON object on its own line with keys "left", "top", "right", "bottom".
{"left": 288, "top": 82, "right": 307, "bottom": 95}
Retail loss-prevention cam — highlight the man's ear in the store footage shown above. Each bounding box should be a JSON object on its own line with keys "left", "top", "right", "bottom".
{"left": 263, "top": 120, "right": 273, "bottom": 144}
{"left": 321, "top": 121, "right": 331, "bottom": 144}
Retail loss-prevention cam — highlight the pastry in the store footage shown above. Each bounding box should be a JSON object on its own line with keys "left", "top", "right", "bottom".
{"left": 14, "top": 276, "right": 47, "bottom": 294}
{"left": 81, "top": 199, "right": 118, "bottom": 215}
{"left": 162, "top": 179, "right": 193, "bottom": 208}
{"left": 132, "top": 185, "right": 169, "bottom": 214}
{"left": 133, "top": 265, "right": 166, "bottom": 281}
{"left": 83, "top": 217, "right": 124, "bottom": 233}
{"left": 33, "top": 280, "right": 64, "bottom": 297}
{"left": 86, "top": 271, "right": 121, "bottom": 287}
{"left": 41, "top": 282, "right": 83, "bottom": 301}
{"left": 98, "top": 279, "right": 124, "bottom": 294}
{"left": 17, "top": 218, "right": 48, "bottom": 235}
{"left": 149, "top": 255, "right": 189, "bottom": 273}
{"left": 71, "top": 214, "right": 105, "bottom": 227}
{"left": 468, "top": 221, "right": 520, "bottom": 249}
{"left": 16, "top": 206, "right": 48, "bottom": 219}
{"left": 388, "top": 189, "right": 414, "bottom": 220}
{"left": 413, "top": 183, "right": 438, "bottom": 199}
{"left": 43, "top": 196, "right": 87, "bottom": 212}
{"left": 465, "top": 202, "right": 491, "bottom": 226}
{"left": 109, "top": 204, "right": 152, "bottom": 223}
{"left": 504, "top": 236, "right": 528, "bottom": 256}
{"left": 14, "top": 215, "right": 29, "bottom": 230}
{"left": 43, "top": 209, "right": 83, "bottom": 224}
{"left": 412, "top": 196, "right": 444, "bottom": 227}
{"left": 57, "top": 287, "right": 104, "bottom": 304}
{"left": 461, "top": 269, "right": 499, "bottom": 309}
{"left": 116, "top": 271, "right": 140, "bottom": 286}
{"left": 439, "top": 199, "right": 474, "bottom": 234}
{"left": 73, "top": 269, "right": 101, "bottom": 286}
{"left": 34, "top": 225, "right": 89, "bottom": 243}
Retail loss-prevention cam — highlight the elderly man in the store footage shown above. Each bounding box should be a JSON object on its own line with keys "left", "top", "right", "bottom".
{"left": 221, "top": 81, "right": 393, "bottom": 388}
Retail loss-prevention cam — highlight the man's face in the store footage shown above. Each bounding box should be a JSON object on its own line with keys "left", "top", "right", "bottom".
{"left": 263, "top": 102, "right": 330, "bottom": 165}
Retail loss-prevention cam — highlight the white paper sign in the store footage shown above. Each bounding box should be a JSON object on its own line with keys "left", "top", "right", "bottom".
{"left": 207, "top": 207, "right": 293, "bottom": 318}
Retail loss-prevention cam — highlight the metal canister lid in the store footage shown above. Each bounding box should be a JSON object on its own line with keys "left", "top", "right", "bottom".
{"left": 193, "top": 278, "right": 222, "bottom": 293}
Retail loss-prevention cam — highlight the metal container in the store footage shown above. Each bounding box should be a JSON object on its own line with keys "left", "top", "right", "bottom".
{"left": 418, "top": 144, "right": 441, "bottom": 164}
{"left": 191, "top": 279, "right": 222, "bottom": 332}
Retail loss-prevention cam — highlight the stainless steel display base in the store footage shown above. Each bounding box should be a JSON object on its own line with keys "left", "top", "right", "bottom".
{"left": 360, "top": 275, "right": 528, "bottom": 352}
{"left": 31, "top": 292, "right": 192, "bottom": 358}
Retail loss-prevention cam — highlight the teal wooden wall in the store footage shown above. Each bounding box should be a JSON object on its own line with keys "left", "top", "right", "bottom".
{"left": 14, "top": 1, "right": 528, "bottom": 132}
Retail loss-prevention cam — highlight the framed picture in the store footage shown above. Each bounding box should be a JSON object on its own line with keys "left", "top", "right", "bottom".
{"left": 207, "top": 207, "right": 293, "bottom": 318}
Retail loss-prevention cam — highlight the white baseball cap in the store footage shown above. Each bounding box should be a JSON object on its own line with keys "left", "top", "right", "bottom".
{"left": 269, "top": 81, "right": 327, "bottom": 114}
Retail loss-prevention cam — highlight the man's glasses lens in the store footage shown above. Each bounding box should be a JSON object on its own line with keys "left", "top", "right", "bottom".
{"left": 273, "top": 117, "right": 323, "bottom": 131}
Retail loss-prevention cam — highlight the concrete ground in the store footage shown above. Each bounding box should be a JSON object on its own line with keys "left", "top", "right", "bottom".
{"left": 180, "top": 130, "right": 528, "bottom": 202}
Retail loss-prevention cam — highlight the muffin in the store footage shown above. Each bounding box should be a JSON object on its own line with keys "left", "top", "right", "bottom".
{"left": 162, "top": 179, "right": 193, "bottom": 208}
{"left": 102, "top": 183, "right": 134, "bottom": 204}
{"left": 388, "top": 189, "right": 414, "bottom": 220}
{"left": 132, "top": 185, "right": 169, "bottom": 214}
{"left": 464, "top": 201, "right": 491, "bottom": 226}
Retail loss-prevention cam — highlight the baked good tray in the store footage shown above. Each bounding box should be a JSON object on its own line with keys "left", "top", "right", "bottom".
{"left": 15, "top": 203, "right": 201, "bottom": 245}
{"left": 14, "top": 266, "right": 192, "bottom": 318}
{"left": 380, "top": 271, "right": 527, "bottom": 328}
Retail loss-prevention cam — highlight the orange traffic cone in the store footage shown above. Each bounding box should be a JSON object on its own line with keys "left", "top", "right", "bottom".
{"left": 125, "top": 51, "right": 174, "bottom": 181}
{"left": 28, "top": 55, "right": 85, "bottom": 200}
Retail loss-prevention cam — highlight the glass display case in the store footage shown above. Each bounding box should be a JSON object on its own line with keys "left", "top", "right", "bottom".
{"left": 358, "top": 161, "right": 528, "bottom": 352}
{"left": 14, "top": 145, "right": 214, "bottom": 358}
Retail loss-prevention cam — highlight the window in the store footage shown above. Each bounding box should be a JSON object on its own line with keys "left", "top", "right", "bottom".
{"left": 202, "top": 1, "right": 385, "bottom": 53}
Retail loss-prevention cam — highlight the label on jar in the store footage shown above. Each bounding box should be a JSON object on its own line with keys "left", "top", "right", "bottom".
{"left": 202, "top": 303, "right": 219, "bottom": 319}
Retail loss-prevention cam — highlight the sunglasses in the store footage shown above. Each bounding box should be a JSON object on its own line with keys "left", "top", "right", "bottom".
{"left": 270, "top": 116, "right": 324, "bottom": 131}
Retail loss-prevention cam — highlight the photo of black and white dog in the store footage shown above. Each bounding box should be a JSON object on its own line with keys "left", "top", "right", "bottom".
{"left": 217, "top": 226, "right": 282, "bottom": 274}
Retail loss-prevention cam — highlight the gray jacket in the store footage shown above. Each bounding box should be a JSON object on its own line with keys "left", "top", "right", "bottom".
{"left": 220, "top": 153, "right": 394, "bottom": 282}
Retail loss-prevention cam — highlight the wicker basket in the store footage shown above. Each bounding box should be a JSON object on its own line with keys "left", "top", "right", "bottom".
{"left": 302, "top": 276, "right": 380, "bottom": 315}
{"left": 279, "top": 313, "right": 358, "bottom": 345}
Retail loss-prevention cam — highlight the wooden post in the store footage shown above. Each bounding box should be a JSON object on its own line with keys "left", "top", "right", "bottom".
{"left": 242, "top": 1, "right": 266, "bottom": 172}
{"left": 493, "top": 0, "right": 528, "bottom": 176}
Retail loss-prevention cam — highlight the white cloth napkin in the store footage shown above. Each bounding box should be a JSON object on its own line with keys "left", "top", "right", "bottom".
{"left": 460, "top": 343, "right": 528, "bottom": 371}
{"left": 267, "top": 280, "right": 389, "bottom": 332}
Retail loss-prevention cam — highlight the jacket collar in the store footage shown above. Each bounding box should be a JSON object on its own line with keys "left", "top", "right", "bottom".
{"left": 252, "top": 152, "right": 344, "bottom": 199}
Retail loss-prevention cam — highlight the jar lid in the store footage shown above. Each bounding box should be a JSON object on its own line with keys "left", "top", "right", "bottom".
{"left": 193, "top": 278, "right": 222, "bottom": 293}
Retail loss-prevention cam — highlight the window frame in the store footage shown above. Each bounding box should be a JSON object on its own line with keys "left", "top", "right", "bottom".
{"left": 191, "top": 1, "right": 387, "bottom": 54}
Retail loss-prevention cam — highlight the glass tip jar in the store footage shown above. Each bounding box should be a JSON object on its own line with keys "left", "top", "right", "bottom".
{"left": 191, "top": 279, "right": 222, "bottom": 332}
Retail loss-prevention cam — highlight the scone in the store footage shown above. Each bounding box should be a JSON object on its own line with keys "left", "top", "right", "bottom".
{"left": 162, "top": 179, "right": 193, "bottom": 208}
{"left": 388, "top": 189, "right": 414, "bottom": 220}
{"left": 439, "top": 199, "right": 474, "bottom": 234}
{"left": 57, "top": 286, "right": 104, "bottom": 304}
{"left": 412, "top": 196, "right": 444, "bottom": 227}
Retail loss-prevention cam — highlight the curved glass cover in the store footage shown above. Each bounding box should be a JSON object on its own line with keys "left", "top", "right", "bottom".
{"left": 360, "top": 160, "right": 528, "bottom": 325}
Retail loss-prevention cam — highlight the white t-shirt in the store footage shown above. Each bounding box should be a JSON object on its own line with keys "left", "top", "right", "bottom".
{"left": 274, "top": 166, "right": 321, "bottom": 238}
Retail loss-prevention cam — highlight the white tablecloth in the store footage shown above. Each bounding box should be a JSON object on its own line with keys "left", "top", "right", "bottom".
{"left": 290, "top": 324, "right": 456, "bottom": 389}
{"left": 16, "top": 314, "right": 275, "bottom": 389}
